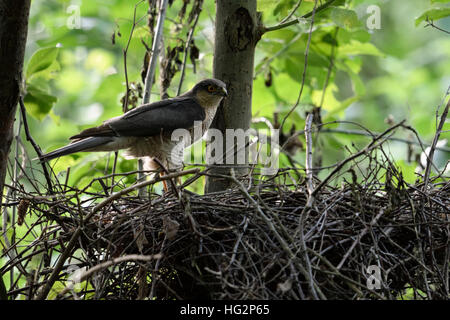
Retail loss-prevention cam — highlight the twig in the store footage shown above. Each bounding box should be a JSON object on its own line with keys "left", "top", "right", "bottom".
{"left": 312, "top": 121, "right": 405, "bottom": 197}
{"left": 225, "top": 170, "right": 325, "bottom": 300}
{"left": 279, "top": 0, "right": 303, "bottom": 24}
{"left": 59, "top": 254, "right": 162, "bottom": 298}
{"left": 34, "top": 168, "right": 198, "bottom": 300}
{"left": 262, "top": 0, "right": 336, "bottom": 34}
{"left": 176, "top": 5, "right": 202, "bottom": 96}
{"left": 423, "top": 96, "right": 449, "bottom": 191}
{"left": 122, "top": 0, "right": 146, "bottom": 113}
{"left": 425, "top": 18, "right": 450, "bottom": 35}
{"left": 319, "top": 27, "right": 338, "bottom": 109}
{"left": 336, "top": 209, "right": 385, "bottom": 270}
{"left": 18, "top": 97, "right": 53, "bottom": 193}
{"left": 280, "top": 0, "right": 318, "bottom": 131}
{"left": 110, "top": 151, "right": 119, "bottom": 195}
{"left": 304, "top": 113, "right": 314, "bottom": 195}
{"left": 92, "top": 168, "right": 198, "bottom": 213}
{"left": 312, "top": 128, "right": 450, "bottom": 153}
{"left": 149, "top": 237, "right": 166, "bottom": 299}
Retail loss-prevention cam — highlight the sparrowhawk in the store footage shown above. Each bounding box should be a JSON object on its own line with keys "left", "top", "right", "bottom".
{"left": 39, "top": 79, "right": 227, "bottom": 173}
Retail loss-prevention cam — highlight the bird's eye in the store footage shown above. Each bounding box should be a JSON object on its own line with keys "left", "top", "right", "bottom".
{"left": 207, "top": 85, "right": 216, "bottom": 92}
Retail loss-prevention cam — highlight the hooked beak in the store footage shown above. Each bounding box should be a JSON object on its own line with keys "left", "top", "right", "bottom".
{"left": 220, "top": 87, "right": 228, "bottom": 97}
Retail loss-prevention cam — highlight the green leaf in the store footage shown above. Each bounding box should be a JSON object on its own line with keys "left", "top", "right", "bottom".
{"left": 330, "top": 7, "right": 361, "bottom": 29}
{"left": 26, "top": 46, "right": 60, "bottom": 78}
{"left": 348, "top": 71, "right": 366, "bottom": 96}
{"left": 273, "top": 0, "right": 295, "bottom": 18}
{"left": 337, "top": 29, "right": 371, "bottom": 44}
{"left": 326, "top": 95, "right": 359, "bottom": 117}
{"left": 257, "top": 0, "right": 283, "bottom": 18}
{"left": 24, "top": 83, "right": 58, "bottom": 120}
{"left": 338, "top": 40, "right": 385, "bottom": 57}
{"left": 415, "top": 7, "right": 450, "bottom": 26}
{"left": 336, "top": 59, "right": 366, "bottom": 96}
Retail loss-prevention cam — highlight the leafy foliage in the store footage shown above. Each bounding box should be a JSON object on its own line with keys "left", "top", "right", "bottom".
{"left": 15, "top": 0, "right": 448, "bottom": 191}
{"left": 2, "top": 0, "right": 449, "bottom": 300}
{"left": 14, "top": 0, "right": 447, "bottom": 190}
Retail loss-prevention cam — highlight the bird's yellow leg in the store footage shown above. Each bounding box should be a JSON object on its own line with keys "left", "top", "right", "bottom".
{"left": 160, "top": 171, "right": 169, "bottom": 192}
{"left": 154, "top": 159, "right": 173, "bottom": 193}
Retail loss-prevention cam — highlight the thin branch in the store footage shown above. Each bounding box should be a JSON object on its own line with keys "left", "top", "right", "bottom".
{"left": 18, "top": 97, "right": 53, "bottom": 193}
{"left": 282, "top": 119, "right": 450, "bottom": 153}
{"left": 336, "top": 209, "right": 385, "bottom": 270}
{"left": 423, "top": 96, "right": 449, "bottom": 190}
{"left": 263, "top": 0, "right": 336, "bottom": 34}
{"left": 280, "top": 0, "right": 303, "bottom": 24}
{"left": 34, "top": 168, "right": 198, "bottom": 300}
{"left": 92, "top": 168, "right": 198, "bottom": 213}
{"left": 321, "top": 128, "right": 450, "bottom": 153}
{"left": 319, "top": 27, "right": 338, "bottom": 109}
{"left": 312, "top": 121, "right": 405, "bottom": 197}
{"left": 225, "top": 169, "right": 325, "bottom": 300}
{"left": 304, "top": 113, "right": 314, "bottom": 195}
{"left": 425, "top": 18, "right": 450, "bottom": 35}
{"left": 177, "top": 5, "right": 202, "bottom": 96}
{"left": 280, "top": 0, "right": 318, "bottom": 130}
{"left": 122, "top": 0, "right": 146, "bottom": 113}
{"left": 264, "top": 17, "right": 309, "bottom": 33}
{"left": 58, "top": 254, "right": 162, "bottom": 298}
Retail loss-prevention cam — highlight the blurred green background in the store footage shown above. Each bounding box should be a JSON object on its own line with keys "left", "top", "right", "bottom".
{"left": 15, "top": 0, "right": 450, "bottom": 192}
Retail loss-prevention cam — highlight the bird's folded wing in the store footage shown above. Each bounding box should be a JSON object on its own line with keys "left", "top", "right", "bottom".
{"left": 71, "top": 97, "right": 205, "bottom": 140}
{"left": 109, "top": 97, "right": 205, "bottom": 136}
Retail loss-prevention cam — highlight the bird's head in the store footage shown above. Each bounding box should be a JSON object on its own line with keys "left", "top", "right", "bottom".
{"left": 192, "top": 78, "right": 228, "bottom": 108}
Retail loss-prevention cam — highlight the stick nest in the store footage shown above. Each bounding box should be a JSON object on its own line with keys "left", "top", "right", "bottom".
{"left": 1, "top": 155, "right": 449, "bottom": 300}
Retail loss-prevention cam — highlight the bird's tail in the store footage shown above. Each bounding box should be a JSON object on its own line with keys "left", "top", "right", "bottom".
{"left": 39, "top": 137, "right": 114, "bottom": 162}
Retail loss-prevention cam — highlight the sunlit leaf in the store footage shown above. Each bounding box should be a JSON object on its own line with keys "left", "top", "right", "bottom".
{"left": 330, "top": 7, "right": 361, "bottom": 29}
{"left": 337, "top": 29, "right": 371, "bottom": 44}
{"left": 415, "top": 7, "right": 450, "bottom": 26}
{"left": 326, "top": 95, "right": 359, "bottom": 118}
{"left": 338, "top": 40, "right": 385, "bottom": 57}
{"left": 26, "top": 46, "right": 60, "bottom": 78}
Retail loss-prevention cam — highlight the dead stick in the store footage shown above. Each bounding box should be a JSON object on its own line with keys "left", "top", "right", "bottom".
{"left": 58, "top": 254, "right": 162, "bottom": 298}
{"left": 92, "top": 168, "right": 198, "bottom": 213}
{"left": 423, "top": 97, "right": 449, "bottom": 190}
{"left": 34, "top": 168, "right": 198, "bottom": 299}
{"left": 18, "top": 97, "right": 53, "bottom": 193}
{"left": 312, "top": 121, "right": 405, "bottom": 197}
{"left": 336, "top": 209, "right": 385, "bottom": 270}
{"left": 304, "top": 113, "right": 314, "bottom": 195}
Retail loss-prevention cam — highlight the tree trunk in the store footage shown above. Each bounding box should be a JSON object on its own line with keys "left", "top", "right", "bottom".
{"left": 0, "top": 0, "right": 31, "bottom": 206}
{"left": 205, "top": 0, "right": 261, "bottom": 193}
